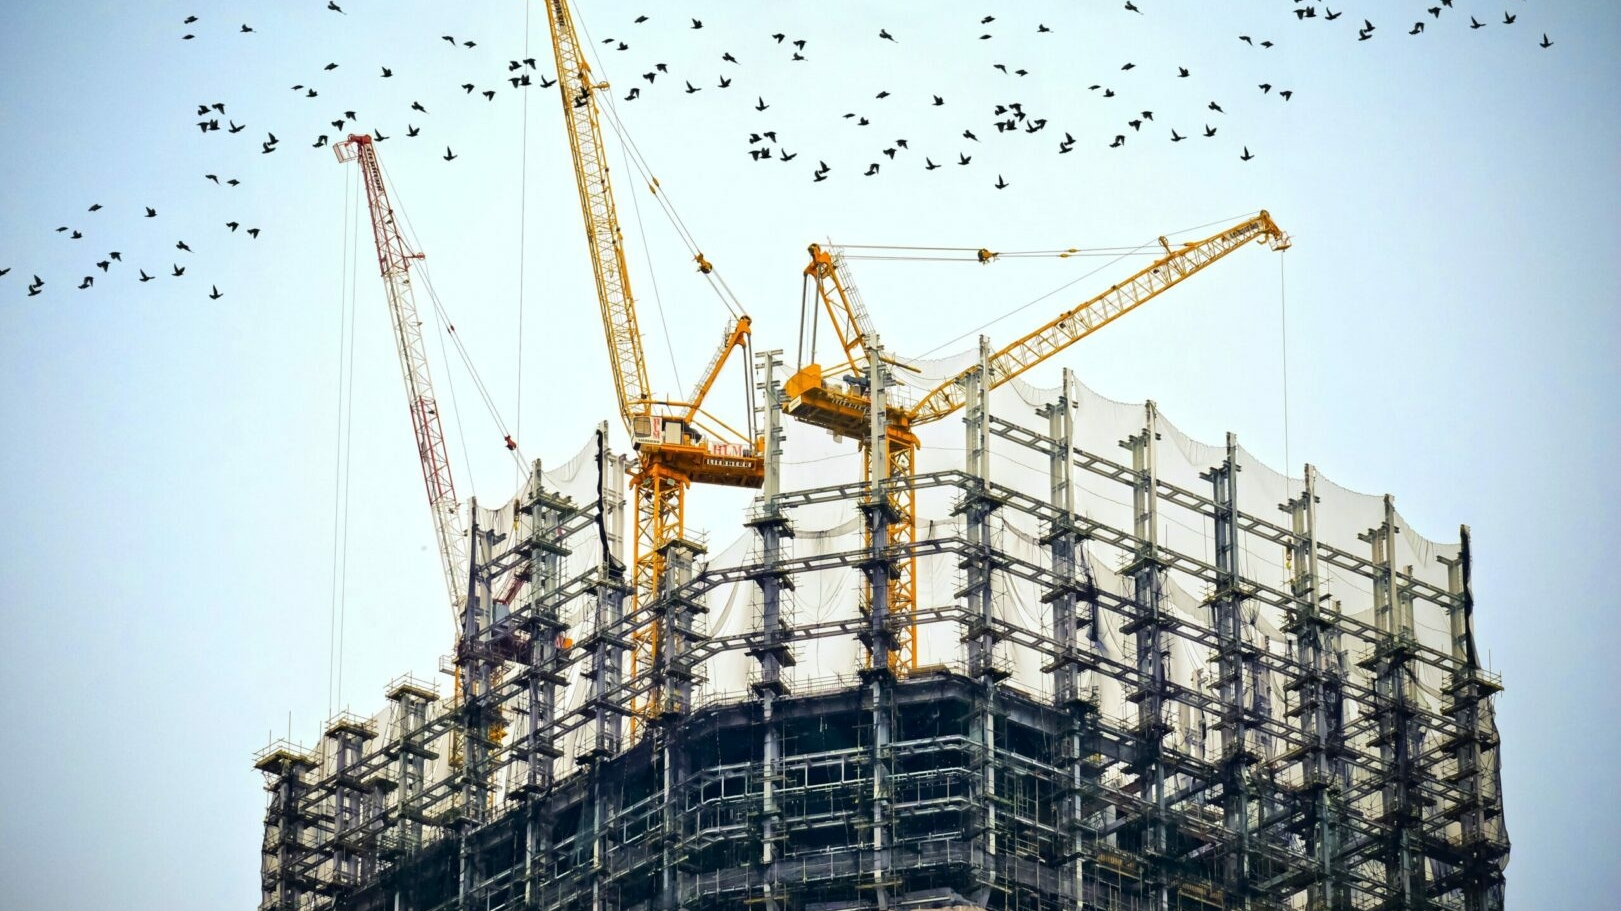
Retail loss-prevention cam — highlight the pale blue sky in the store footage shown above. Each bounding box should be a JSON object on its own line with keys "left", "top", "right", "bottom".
{"left": 1, "top": 2, "right": 1616, "bottom": 908}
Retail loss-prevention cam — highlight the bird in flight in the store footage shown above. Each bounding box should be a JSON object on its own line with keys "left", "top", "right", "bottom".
{"left": 210, "top": 285, "right": 224, "bottom": 300}
{"left": 172, "top": 264, "right": 186, "bottom": 277}
{"left": 994, "top": 174, "right": 1009, "bottom": 190}
{"left": 925, "top": 158, "right": 940, "bottom": 170}
{"left": 1124, "top": 1, "right": 1142, "bottom": 13}
{"left": 864, "top": 163, "right": 880, "bottom": 176}
{"left": 1540, "top": 33, "right": 1553, "bottom": 48}
{"left": 963, "top": 129, "right": 978, "bottom": 141}
{"left": 879, "top": 29, "right": 896, "bottom": 42}
{"left": 1170, "top": 129, "right": 1185, "bottom": 142}
{"left": 444, "top": 146, "right": 458, "bottom": 161}
{"left": 958, "top": 152, "right": 972, "bottom": 165}
{"left": 1208, "top": 101, "right": 1224, "bottom": 113}
{"left": 691, "top": 18, "right": 703, "bottom": 29}
{"left": 755, "top": 96, "right": 768, "bottom": 111}
{"left": 381, "top": 67, "right": 393, "bottom": 78}
{"left": 1240, "top": 146, "right": 1254, "bottom": 161}
{"left": 327, "top": 1, "right": 344, "bottom": 13}
{"left": 1470, "top": 16, "right": 1485, "bottom": 30}
{"left": 139, "top": 269, "right": 154, "bottom": 282}
{"left": 176, "top": 240, "right": 192, "bottom": 253}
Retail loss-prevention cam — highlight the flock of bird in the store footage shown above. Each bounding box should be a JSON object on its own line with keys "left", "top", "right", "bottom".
{"left": 4, "top": 2, "right": 1558, "bottom": 299}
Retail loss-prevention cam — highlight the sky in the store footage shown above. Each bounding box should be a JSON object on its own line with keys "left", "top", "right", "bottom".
{"left": 0, "top": 1, "right": 1616, "bottom": 908}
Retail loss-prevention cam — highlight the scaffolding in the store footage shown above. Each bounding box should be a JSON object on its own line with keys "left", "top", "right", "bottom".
{"left": 258, "top": 352, "right": 1508, "bottom": 911}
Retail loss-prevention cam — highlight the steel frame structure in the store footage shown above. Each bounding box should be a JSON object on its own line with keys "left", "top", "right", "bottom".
{"left": 258, "top": 357, "right": 1507, "bottom": 911}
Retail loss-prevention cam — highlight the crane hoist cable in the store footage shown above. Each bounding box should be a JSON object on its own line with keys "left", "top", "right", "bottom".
{"left": 378, "top": 157, "right": 528, "bottom": 471}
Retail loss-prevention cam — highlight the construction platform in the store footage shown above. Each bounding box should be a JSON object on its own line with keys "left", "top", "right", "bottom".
{"left": 257, "top": 350, "right": 1508, "bottom": 911}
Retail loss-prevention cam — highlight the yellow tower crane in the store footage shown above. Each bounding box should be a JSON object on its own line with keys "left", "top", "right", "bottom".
{"left": 786, "top": 212, "right": 1291, "bottom": 670}
{"left": 543, "top": 0, "right": 764, "bottom": 726}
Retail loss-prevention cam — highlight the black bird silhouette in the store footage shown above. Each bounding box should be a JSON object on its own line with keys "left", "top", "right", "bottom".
{"left": 463, "top": 41, "right": 476, "bottom": 48}
{"left": 979, "top": 33, "right": 991, "bottom": 40}
{"left": 442, "top": 34, "right": 455, "bottom": 44}
{"left": 1470, "top": 16, "right": 1485, "bottom": 29}
{"left": 1110, "top": 135, "right": 1125, "bottom": 148}
{"left": 1239, "top": 35, "right": 1252, "bottom": 44}
{"left": 994, "top": 174, "right": 1008, "bottom": 189}
{"left": 373, "top": 129, "right": 388, "bottom": 141}
{"left": 96, "top": 260, "right": 110, "bottom": 272}
{"left": 27, "top": 286, "right": 41, "bottom": 296}
{"left": 781, "top": 150, "right": 798, "bottom": 161}
{"left": 717, "top": 76, "right": 731, "bottom": 88}
{"left": 139, "top": 270, "right": 154, "bottom": 282}
{"left": 925, "top": 157, "right": 940, "bottom": 170}
{"left": 182, "top": 34, "right": 193, "bottom": 40}
{"left": 523, "top": 58, "right": 537, "bottom": 68}
{"left": 982, "top": 16, "right": 995, "bottom": 24}
{"left": 247, "top": 228, "right": 260, "bottom": 238}
{"left": 313, "top": 135, "right": 328, "bottom": 147}
{"left": 266, "top": 131, "right": 278, "bottom": 144}
{"left": 1124, "top": 1, "right": 1141, "bottom": 13}
{"left": 227, "top": 179, "right": 240, "bottom": 186}
{"left": 205, "top": 175, "right": 219, "bottom": 184}
{"left": 1038, "top": 24, "right": 1051, "bottom": 33}
{"left": 763, "top": 130, "right": 778, "bottom": 142}
{"left": 176, "top": 240, "right": 191, "bottom": 252}
{"left": 793, "top": 39, "right": 806, "bottom": 49}
{"left": 227, "top": 222, "right": 239, "bottom": 232}
{"left": 407, "top": 124, "right": 421, "bottom": 137}
{"left": 327, "top": 1, "right": 344, "bottom": 13}
{"left": 1128, "top": 119, "right": 1142, "bottom": 131}
{"left": 1170, "top": 129, "right": 1185, "bottom": 142}
{"left": 722, "top": 52, "right": 738, "bottom": 63}
{"left": 1103, "top": 89, "right": 1116, "bottom": 97}
{"left": 864, "top": 163, "right": 880, "bottom": 176}
{"left": 932, "top": 95, "right": 944, "bottom": 106}
{"left": 635, "top": 15, "right": 648, "bottom": 23}
{"left": 813, "top": 172, "right": 828, "bottom": 183}
{"left": 1208, "top": 101, "right": 1224, "bottom": 113}
{"left": 880, "top": 29, "right": 895, "bottom": 42}
{"left": 1429, "top": 6, "right": 1441, "bottom": 17}
{"left": 444, "top": 146, "right": 458, "bottom": 161}
{"left": 331, "top": 119, "right": 345, "bottom": 129}
{"left": 882, "top": 147, "right": 897, "bottom": 159}
{"left": 1178, "top": 67, "right": 1189, "bottom": 77}
{"left": 1326, "top": 9, "right": 1342, "bottom": 20}
{"left": 1540, "top": 33, "right": 1553, "bottom": 48}
{"left": 462, "top": 83, "right": 476, "bottom": 92}
{"left": 792, "top": 52, "right": 805, "bottom": 61}
{"left": 210, "top": 285, "right": 223, "bottom": 300}
{"left": 1259, "top": 83, "right": 1272, "bottom": 93}
{"left": 1141, "top": 110, "right": 1153, "bottom": 120}
{"left": 963, "top": 129, "right": 978, "bottom": 141}
{"left": 412, "top": 101, "right": 427, "bottom": 113}
{"left": 109, "top": 252, "right": 121, "bottom": 261}
{"left": 184, "top": 15, "right": 197, "bottom": 23}
{"left": 483, "top": 90, "right": 496, "bottom": 100}
{"left": 381, "top": 67, "right": 393, "bottom": 77}
{"left": 1279, "top": 90, "right": 1293, "bottom": 101}
{"left": 857, "top": 117, "right": 869, "bottom": 126}
{"left": 88, "top": 203, "right": 101, "bottom": 212}
{"left": 994, "top": 63, "right": 1007, "bottom": 73}
{"left": 172, "top": 264, "right": 185, "bottom": 277}
{"left": 228, "top": 120, "right": 244, "bottom": 133}
{"left": 539, "top": 75, "right": 557, "bottom": 88}
{"left": 78, "top": 276, "right": 93, "bottom": 289}
{"left": 1410, "top": 22, "right": 1424, "bottom": 35}
{"left": 1203, "top": 124, "right": 1216, "bottom": 137}
{"left": 306, "top": 89, "right": 318, "bottom": 98}
{"left": 1121, "top": 62, "right": 1135, "bottom": 70}
{"left": 876, "top": 90, "right": 890, "bottom": 99}
{"left": 0, "top": 267, "right": 10, "bottom": 277}
{"left": 772, "top": 33, "right": 785, "bottom": 43}
{"left": 262, "top": 141, "right": 276, "bottom": 154}
{"left": 324, "top": 62, "right": 338, "bottom": 71}
{"left": 755, "top": 96, "right": 769, "bottom": 111}
{"left": 691, "top": 18, "right": 703, "bottom": 29}
{"left": 958, "top": 152, "right": 972, "bottom": 165}
{"left": 684, "top": 81, "right": 700, "bottom": 94}
{"left": 55, "top": 226, "right": 68, "bottom": 233}
{"left": 1240, "top": 147, "right": 1254, "bottom": 161}
{"left": 623, "top": 88, "right": 640, "bottom": 101}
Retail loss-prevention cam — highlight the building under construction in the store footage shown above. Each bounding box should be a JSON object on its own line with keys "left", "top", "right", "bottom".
{"left": 255, "top": 348, "right": 1509, "bottom": 911}
{"left": 256, "top": 4, "right": 1507, "bottom": 909}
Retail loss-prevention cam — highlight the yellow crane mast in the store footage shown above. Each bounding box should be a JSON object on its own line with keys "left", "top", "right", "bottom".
{"left": 543, "top": 0, "right": 764, "bottom": 725}
{"left": 786, "top": 212, "right": 1291, "bottom": 669}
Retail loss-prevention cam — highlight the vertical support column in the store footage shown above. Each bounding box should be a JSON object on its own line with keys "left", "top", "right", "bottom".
{"left": 1358, "top": 495, "right": 1425, "bottom": 909}
{"left": 457, "top": 500, "right": 499, "bottom": 905}
{"left": 255, "top": 746, "right": 318, "bottom": 911}
{"left": 1120, "top": 402, "right": 1171, "bottom": 909}
{"left": 384, "top": 676, "right": 437, "bottom": 892}
{"left": 516, "top": 460, "right": 573, "bottom": 907}
{"left": 749, "top": 350, "right": 795, "bottom": 911}
{"left": 1439, "top": 528, "right": 1508, "bottom": 911}
{"left": 580, "top": 426, "right": 629, "bottom": 911}
{"left": 654, "top": 539, "right": 701, "bottom": 910}
{"left": 326, "top": 715, "right": 379, "bottom": 892}
{"left": 1203, "top": 433, "right": 1256, "bottom": 906}
{"left": 857, "top": 338, "right": 899, "bottom": 908}
{"left": 959, "top": 337, "right": 1005, "bottom": 898}
{"left": 1038, "top": 369, "right": 1099, "bottom": 911}
{"left": 1282, "top": 467, "right": 1349, "bottom": 909}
